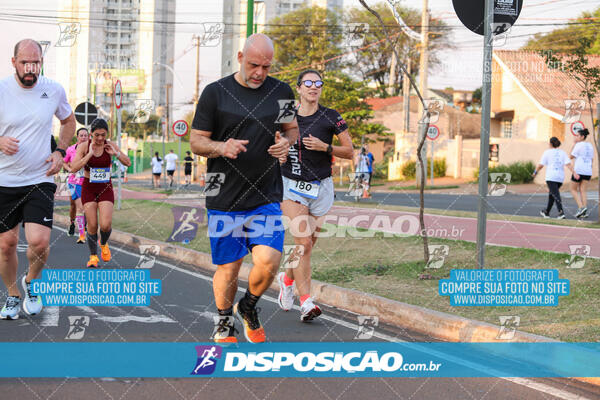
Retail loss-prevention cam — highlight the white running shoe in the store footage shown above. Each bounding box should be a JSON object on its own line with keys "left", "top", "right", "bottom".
{"left": 277, "top": 272, "right": 295, "bottom": 311}
{"left": 21, "top": 276, "right": 43, "bottom": 316}
{"left": 0, "top": 296, "right": 21, "bottom": 320}
{"left": 300, "top": 297, "right": 322, "bottom": 322}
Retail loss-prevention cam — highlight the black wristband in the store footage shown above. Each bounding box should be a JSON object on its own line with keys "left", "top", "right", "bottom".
{"left": 326, "top": 144, "right": 333, "bottom": 155}
{"left": 55, "top": 148, "right": 66, "bottom": 157}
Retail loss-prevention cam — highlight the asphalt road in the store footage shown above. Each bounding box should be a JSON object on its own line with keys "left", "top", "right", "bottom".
{"left": 1, "top": 225, "right": 599, "bottom": 399}
{"left": 122, "top": 179, "right": 598, "bottom": 221}
{"left": 336, "top": 190, "right": 599, "bottom": 221}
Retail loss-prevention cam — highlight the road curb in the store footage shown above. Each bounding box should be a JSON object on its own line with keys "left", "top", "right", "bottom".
{"left": 53, "top": 213, "right": 600, "bottom": 386}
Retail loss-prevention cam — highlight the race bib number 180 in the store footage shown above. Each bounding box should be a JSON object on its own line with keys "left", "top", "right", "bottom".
{"left": 89, "top": 167, "right": 110, "bottom": 183}
{"left": 289, "top": 179, "right": 320, "bottom": 199}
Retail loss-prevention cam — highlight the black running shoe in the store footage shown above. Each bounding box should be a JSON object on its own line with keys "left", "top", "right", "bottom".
{"left": 68, "top": 222, "right": 75, "bottom": 236}
{"left": 234, "top": 302, "right": 265, "bottom": 343}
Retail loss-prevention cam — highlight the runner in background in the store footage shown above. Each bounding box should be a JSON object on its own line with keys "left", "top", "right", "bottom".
{"left": 278, "top": 69, "right": 353, "bottom": 321}
{"left": 355, "top": 146, "right": 371, "bottom": 196}
{"left": 63, "top": 127, "right": 89, "bottom": 243}
{"left": 184, "top": 151, "right": 193, "bottom": 186}
{"left": 365, "top": 145, "right": 375, "bottom": 187}
{"left": 164, "top": 149, "right": 178, "bottom": 188}
{"left": 70, "top": 118, "right": 131, "bottom": 267}
{"left": 533, "top": 137, "right": 573, "bottom": 219}
{"left": 151, "top": 152, "right": 162, "bottom": 188}
{"left": 569, "top": 128, "right": 594, "bottom": 219}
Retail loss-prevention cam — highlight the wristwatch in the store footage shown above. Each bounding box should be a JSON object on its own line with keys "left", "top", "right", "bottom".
{"left": 55, "top": 147, "right": 66, "bottom": 157}
{"left": 326, "top": 144, "right": 333, "bottom": 155}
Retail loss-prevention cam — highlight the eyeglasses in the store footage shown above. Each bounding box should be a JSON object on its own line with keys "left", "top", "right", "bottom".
{"left": 301, "top": 80, "right": 324, "bottom": 88}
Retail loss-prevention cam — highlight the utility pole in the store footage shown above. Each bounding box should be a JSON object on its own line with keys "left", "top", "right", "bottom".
{"left": 163, "top": 83, "right": 172, "bottom": 188}
{"left": 388, "top": 44, "right": 398, "bottom": 96}
{"left": 416, "top": 0, "right": 429, "bottom": 187}
{"left": 246, "top": 0, "right": 254, "bottom": 38}
{"left": 403, "top": 61, "right": 411, "bottom": 135}
{"left": 192, "top": 35, "right": 201, "bottom": 105}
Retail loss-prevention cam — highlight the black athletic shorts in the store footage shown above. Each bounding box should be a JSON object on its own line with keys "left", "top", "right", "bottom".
{"left": 153, "top": 172, "right": 161, "bottom": 177}
{"left": 0, "top": 183, "right": 56, "bottom": 233}
{"left": 167, "top": 169, "right": 175, "bottom": 176}
{"left": 571, "top": 174, "right": 591, "bottom": 183}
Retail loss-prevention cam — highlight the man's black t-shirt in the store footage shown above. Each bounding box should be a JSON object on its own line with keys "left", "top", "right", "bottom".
{"left": 192, "top": 74, "right": 295, "bottom": 211}
{"left": 184, "top": 156, "right": 193, "bottom": 174}
{"left": 281, "top": 104, "right": 348, "bottom": 182}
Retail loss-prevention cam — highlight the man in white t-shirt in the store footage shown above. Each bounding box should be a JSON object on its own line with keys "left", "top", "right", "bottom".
{"left": 164, "top": 149, "right": 179, "bottom": 188}
{"left": 0, "top": 39, "right": 76, "bottom": 320}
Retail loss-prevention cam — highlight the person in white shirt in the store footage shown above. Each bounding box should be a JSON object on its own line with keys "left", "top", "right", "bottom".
{"left": 569, "top": 128, "right": 595, "bottom": 218}
{"left": 0, "top": 39, "right": 76, "bottom": 320}
{"left": 164, "top": 149, "right": 179, "bottom": 187}
{"left": 151, "top": 151, "right": 163, "bottom": 188}
{"left": 532, "top": 137, "right": 573, "bottom": 219}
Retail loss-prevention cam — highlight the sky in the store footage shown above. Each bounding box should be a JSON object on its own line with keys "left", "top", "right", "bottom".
{"left": 0, "top": 0, "right": 599, "bottom": 120}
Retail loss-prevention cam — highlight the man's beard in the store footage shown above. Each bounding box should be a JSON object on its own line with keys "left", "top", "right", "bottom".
{"left": 17, "top": 71, "right": 38, "bottom": 87}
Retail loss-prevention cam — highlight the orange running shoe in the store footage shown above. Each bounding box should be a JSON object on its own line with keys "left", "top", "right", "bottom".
{"left": 234, "top": 302, "right": 266, "bottom": 343}
{"left": 87, "top": 255, "right": 100, "bottom": 268}
{"left": 100, "top": 244, "right": 111, "bottom": 262}
{"left": 76, "top": 234, "right": 85, "bottom": 244}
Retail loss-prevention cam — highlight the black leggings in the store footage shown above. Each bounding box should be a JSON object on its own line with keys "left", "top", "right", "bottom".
{"left": 546, "top": 181, "right": 563, "bottom": 214}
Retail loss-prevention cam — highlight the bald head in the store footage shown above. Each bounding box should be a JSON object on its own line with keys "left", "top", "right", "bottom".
{"left": 14, "top": 39, "right": 42, "bottom": 59}
{"left": 242, "top": 33, "right": 274, "bottom": 57}
{"left": 12, "top": 39, "right": 43, "bottom": 88}
{"left": 237, "top": 34, "right": 275, "bottom": 89}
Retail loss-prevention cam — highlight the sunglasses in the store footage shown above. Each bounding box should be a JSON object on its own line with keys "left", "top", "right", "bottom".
{"left": 301, "top": 80, "right": 324, "bottom": 88}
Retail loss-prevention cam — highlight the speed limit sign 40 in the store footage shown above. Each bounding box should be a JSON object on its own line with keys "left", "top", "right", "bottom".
{"left": 426, "top": 125, "right": 440, "bottom": 140}
{"left": 172, "top": 120, "right": 189, "bottom": 137}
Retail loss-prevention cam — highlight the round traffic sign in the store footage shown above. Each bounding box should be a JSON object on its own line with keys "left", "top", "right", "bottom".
{"left": 426, "top": 124, "right": 440, "bottom": 140}
{"left": 571, "top": 121, "right": 585, "bottom": 136}
{"left": 172, "top": 120, "right": 189, "bottom": 137}
{"left": 74, "top": 102, "right": 98, "bottom": 126}
{"left": 114, "top": 80, "right": 123, "bottom": 109}
{"left": 452, "top": 0, "right": 523, "bottom": 36}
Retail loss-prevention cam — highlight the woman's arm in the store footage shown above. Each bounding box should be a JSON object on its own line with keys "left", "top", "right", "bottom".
{"left": 70, "top": 141, "right": 93, "bottom": 172}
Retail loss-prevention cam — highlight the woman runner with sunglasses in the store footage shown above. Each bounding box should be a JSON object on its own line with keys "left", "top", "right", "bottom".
{"left": 71, "top": 118, "right": 131, "bottom": 267}
{"left": 278, "top": 69, "right": 354, "bottom": 321}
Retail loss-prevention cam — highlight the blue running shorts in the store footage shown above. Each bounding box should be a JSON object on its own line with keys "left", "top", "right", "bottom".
{"left": 207, "top": 202, "right": 285, "bottom": 265}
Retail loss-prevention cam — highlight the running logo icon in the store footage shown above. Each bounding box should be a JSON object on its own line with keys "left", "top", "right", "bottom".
{"left": 419, "top": 99, "right": 443, "bottom": 124}
{"left": 496, "top": 315, "right": 520, "bottom": 340}
{"left": 282, "top": 245, "right": 304, "bottom": 269}
{"left": 275, "top": 100, "right": 298, "bottom": 124}
{"left": 136, "top": 244, "right": 160, "bottom": 269}
{"left": 344, "top": 22, "right": 369, "bottom": 47}
{"left": 202, "top": 173, "right": 225, "bottom": 197}
{"left": 134, "top": 99, "right": 155, "bottom": 123}
{"left": 355, "top": 315, "right": 379, "bottom": 340}
{"left": 561, "top": 100, "right": 585, "bottom": 124}
{"left": 489, "top": 173, "right": 511, "bottom": 196}
{"left": 168, "top": 207, "right": 204, "bottom": 243}
{"left": 489, "top": 22, "right": 511, "bottom": 46}
{"left": 565, "top": 244, "right": 590, "bottom": 269}
{"left": 65, "top": 316, "right": 90, "bottom": 340}
{"left": 191, "top": 345, "right": 222, "bottom": 375}
{"left": 199, "top": 23, "right": 225, "bottom": 47}
{"left": 425, "top": 245, "right": 449, "bottom": 269}
{"left": 56, "top": 22, "right": 81, "bottom": 47}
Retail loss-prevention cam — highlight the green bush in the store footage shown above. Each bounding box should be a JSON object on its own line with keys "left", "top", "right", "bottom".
{"left": 401, "top": 159, "right": 446, "bottom": 179}
{"left": 473, "top": 161, "right": 535, "bottom": 184}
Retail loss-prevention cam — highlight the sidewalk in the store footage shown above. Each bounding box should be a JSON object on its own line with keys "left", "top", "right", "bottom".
{"left": 328, "top": 205, "right": 600, "bottom": 257}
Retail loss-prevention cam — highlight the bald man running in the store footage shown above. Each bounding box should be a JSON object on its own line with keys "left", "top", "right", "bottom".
{"left": 191, "top": 34, "right": 299, "bottom": 343}
{"left": 0, "top": 39, "right": 76, "bottom": 320}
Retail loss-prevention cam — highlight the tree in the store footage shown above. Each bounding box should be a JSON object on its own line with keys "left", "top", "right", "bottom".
{"left": 524, "top": 8, "right": 600, "bottom": 54}
{"left": 266, "top": 6, "right": 344, "bottom": 72}
{"left": 542, "top": 38, "right": 600, "bottom": 222}
{"left": 472, "top": 87, "right": 482, "bottom": 104}
{"left": 121, "top": 111, "right": 160, "bottom": 141}
{"left": 344, "top": 2, "right": 450, "bottom": 97}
